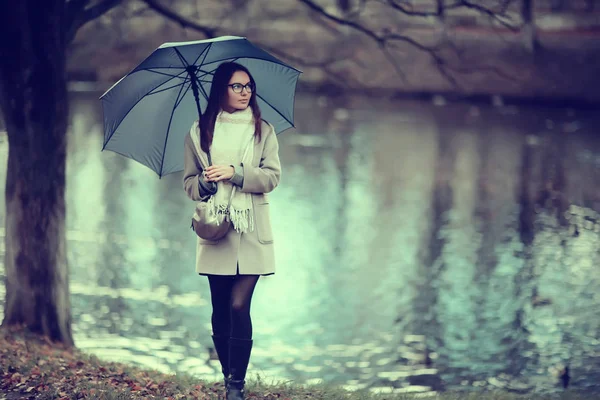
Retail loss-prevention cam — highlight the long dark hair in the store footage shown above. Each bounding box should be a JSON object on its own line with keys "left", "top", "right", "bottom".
{"left": 199, "top": 62, "right": 262, "bottom": 153}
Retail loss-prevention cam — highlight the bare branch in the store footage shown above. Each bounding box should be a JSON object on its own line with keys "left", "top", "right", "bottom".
{"left": 374, "top": 0, "right": 518, "bottom": 31}
{"left": 259, "top": 44, "right": 342, "bottom": 69}
{"left": 381, "top": 0, "right": 443, "bottom": 17}
{"left": 296, "top": 0, "right": 462, "bottom": 87}
{"left": 129, "top": 6, "right": 153, "bottom": 18}
{"left": 140, "top": 0, "right": 217, "bottom": 38}
{"left": 295, "top": 0, "right": 524, "bottom": 89}
{"left": 296, "top": 0, "right": 383, "bottom": 44}
{"left": 259, "top": 7, "right": 305, "bottom": 20}
{"left": 386, "top": 40, "right": 461, "bottom": 88}
{"left": 498, "top": 0, "right": 517, "bottom": 14}
{"left": 297, "top": 0, "right": 445, "bottom": 52}
{"left": 258, "top": 44, "right": 360, "bottom": 89}
{"left": 383, "top": 31, "right": 441, "bottom": 52}
{"left": 447, "top": 63, "right": 524, "bottom": 84}
{"left": 340, "top": 0, "right": 369, "bottom": 19}
{"left": 381, "top": 46, "right": 408, "bottom": 84}
{"left": 453, "top": 0, "right": 519, "bottom": 31}
{"left": 67, "top": 0, "right": 123, "bottom": 44}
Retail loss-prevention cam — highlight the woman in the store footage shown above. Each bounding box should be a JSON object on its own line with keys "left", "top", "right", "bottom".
{"left": 182, "top": 62, "right": 281, "bottom": 400}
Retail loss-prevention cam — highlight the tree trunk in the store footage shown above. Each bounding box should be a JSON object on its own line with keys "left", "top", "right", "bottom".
{"left": 0, "top": 1, "right": 73, "bottom": 345}
{"left": 521, "top": 0, "right": 537, "bottom": 53}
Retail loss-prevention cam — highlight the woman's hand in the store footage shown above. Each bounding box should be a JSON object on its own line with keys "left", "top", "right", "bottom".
{"left": 205, "top": 165, "right": 235, "bottom": 182}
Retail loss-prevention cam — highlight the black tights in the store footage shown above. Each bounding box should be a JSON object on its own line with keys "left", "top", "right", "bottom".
{"left": 208, "top": 274, "right": 259, "bottom": 340}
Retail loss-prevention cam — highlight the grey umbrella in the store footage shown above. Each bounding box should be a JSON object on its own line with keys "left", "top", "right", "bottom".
{"left": 100, "top": 35, "right": 301, "bottom": 177}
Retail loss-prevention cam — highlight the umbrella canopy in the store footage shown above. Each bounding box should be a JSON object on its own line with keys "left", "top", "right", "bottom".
{"left": 100, "top": 35, "right": 301, "bottom": 177}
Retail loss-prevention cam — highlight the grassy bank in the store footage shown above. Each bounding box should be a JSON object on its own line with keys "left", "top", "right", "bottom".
{"left": 0, "top": 326, "right": 591, "bottom": 400}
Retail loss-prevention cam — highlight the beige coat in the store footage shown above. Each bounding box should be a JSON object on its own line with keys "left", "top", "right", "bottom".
{"left": 183, "top": 120, "right": 281, "bottom": 276}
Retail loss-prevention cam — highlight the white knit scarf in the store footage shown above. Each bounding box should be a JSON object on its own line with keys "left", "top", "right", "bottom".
{"left": 191, "top": 107, "right": 255, "bottom": 233}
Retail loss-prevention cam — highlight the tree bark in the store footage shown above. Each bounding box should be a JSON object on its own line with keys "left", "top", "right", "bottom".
{"left": 0, "top": 0, "right": 73, "bottom": 345}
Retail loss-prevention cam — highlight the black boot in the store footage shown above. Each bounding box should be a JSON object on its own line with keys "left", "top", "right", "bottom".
{"left": 226, "top": 338, "right": 253, "bottom": 400}
{"left": 211, "top": 335, "right": 230, "bottom": 386}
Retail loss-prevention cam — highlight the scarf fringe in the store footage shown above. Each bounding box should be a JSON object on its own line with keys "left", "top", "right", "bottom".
{"left": 207, "top": 197, "right": 254, "bottom": 233}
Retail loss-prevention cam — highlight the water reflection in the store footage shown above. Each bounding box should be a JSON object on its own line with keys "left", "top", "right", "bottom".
{"left": 0, "top": 92, "right": 599, "bottom": 394}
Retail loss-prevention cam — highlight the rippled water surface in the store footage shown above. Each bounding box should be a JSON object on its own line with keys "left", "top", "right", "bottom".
{"left": 1, "top": 92, "right": 599, "bottom": 395}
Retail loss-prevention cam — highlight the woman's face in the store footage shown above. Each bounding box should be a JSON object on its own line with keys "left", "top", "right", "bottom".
{"left": 224, "top": 71, "right": 253, "bottom": 112}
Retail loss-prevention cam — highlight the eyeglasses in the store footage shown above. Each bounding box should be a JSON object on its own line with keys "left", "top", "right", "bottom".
{"left": 228, "top": 83, "right": 254, "bottom": 94}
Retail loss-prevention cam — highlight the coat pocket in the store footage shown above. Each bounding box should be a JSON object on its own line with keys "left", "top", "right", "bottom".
{"left": 254, "top": 204, "right": 273, "bottom": 244}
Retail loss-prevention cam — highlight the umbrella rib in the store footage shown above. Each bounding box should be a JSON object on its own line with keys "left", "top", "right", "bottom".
{"left": 191, "top": 46, "right": 214, "bottom": 102}
{"left": 174, "top": 45, "right": 212, "bottom": 109}
{"left": 197, "top": 69, "right": 215, "bottom": 80}
{"left": 171, "top": 42, "right": 211, "bottom": 69}
{"left": 140, "top": 68, "right": 188, "bottom": 85}
{"left": 148, "top": 80, "right": 188, "bottom": 96}
{"left": 192, "top": 44, "right": 213, "bottom": 102}
{"left": 174, "top": 78, "right": 193, "bottom": 109}
{"left": 99, "top": 67, "right": 185, "bottom": 98}
{"left": 158, "top": 73, "right": 189, "bottom": 177}
{"left": 102, "top": 69, "right": 190, "bottom": 150}
{"left": 104, "top": 41, "right": 299, "bottom": 159}
{"left": 256, "top": 92, "right": 295, "bottom": 128}
{"left": 140, "top": 66, "right": 189, "bottom": 69}
{"left": 133, "top": 56, "right": 301, "bottom": 75}
{"left": 183, "top": 54, "right": 297, "bottom": 129}
{"left": 193, "top": 43, "right": 212, "bottom": 67}
{"left": 198, "top": 56, "right": 302, "bottom": 73}
{"left": 197, "top": 73, "right": 211, "bottom": 101}
{"left": 174, "top": 48, "right": 191, "bottom": 68}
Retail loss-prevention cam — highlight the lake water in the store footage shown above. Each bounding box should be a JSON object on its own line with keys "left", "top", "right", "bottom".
{"left": 1, "top": 91, "right": 599, "bottom": 395}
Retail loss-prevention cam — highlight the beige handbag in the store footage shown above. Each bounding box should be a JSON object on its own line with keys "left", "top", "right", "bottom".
{"left": 191, "top": 193, "right": 235, "bottom": 241}
{"left": 190, "top": 129, "right": 253, "bottom": 241}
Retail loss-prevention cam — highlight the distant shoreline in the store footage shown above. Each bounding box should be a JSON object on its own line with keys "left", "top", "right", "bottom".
{"left": 68, "top": 80, "right": 600, "bottom": 111}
